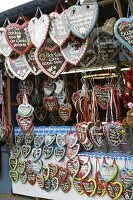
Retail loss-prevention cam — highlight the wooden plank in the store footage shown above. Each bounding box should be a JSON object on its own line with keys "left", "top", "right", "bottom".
{"left": 98, "top": 0, "right": 114, "bottom": 6}
{"left": 115, "top": 0, "right": 123, "bottom": 18}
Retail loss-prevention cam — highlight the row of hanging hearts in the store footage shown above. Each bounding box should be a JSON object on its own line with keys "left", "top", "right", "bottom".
{"left": 9, "top": 156, "right": 133, "bottom": 199}
{"left": 1, "top": 1, "right": 99, "bottom": 80}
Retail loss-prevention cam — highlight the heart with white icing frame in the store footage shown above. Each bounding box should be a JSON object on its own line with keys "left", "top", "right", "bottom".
{"left": 66, "top": 159, "right": 80, "bottom": 178}
{"left": 66, "top": 143, "right": 80, "bottom": 159}
{"left": 54, "top": 146, "right": 66, "bottom": 162}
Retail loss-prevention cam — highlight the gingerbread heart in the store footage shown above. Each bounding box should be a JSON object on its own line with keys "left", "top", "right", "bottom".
{"left": 16, "top": 113, "right": 34, "bottom": 133}
{"left": 83, "top": 141, "right": 93, "bottom": 151}
{"left": 5, "top": 20, "right": 32, "bottom": 54}
{"left": 66, "top": 144, "right": 80, "bottom": 159}
{"left": 90, "top": 125, "right": 105, "bottom": 147}
{"left": 27, "top": 173, "right": 36, "bottom": 185}
{"left": 42, "top": 166, "right": 50, "bottom": 180}
{"left": 28, "top": 14, "right": 50, "bottom": 48}
{"left": 34, "top": 106, "right": 47, "bottom": 122}
{"left": 48, "top": 163, "right": 58, "bottom": 179}
{"left": 9, "top": 170, "right": 19, "bottom": 183}
{"left": 35, "top": 44, "right": 67, "bottom": 79}
{"left": 100, "top": 163, "right": 118, "bottom": 182}
{"left": 44, "top": 179, "right": 51, "bottom": 192}
{"left": 43, "top": 145, "right": 54, "bottom": 159}
{"left": 58, "top": 167, "right": 68, "bottom": 183}
{"left": 25, "top": 160, "right": 32, "bottom": 174}
{"left": 67, "top": 159, "right": 80, "bottom": 178}
{"left": 20, "top": 172, "right": 27, "bottom": 184}
{"left": 34, "top": 135, "right": 44, "bottom": 148}
{"left": 58, "top": 105, "right": 72, "bottom": 122}
{"left": 122, "top": 188, "right": 133, "bottom": 200}
{"left": 17, "top": 161, "right": 25, "bottom": 174}
{"left": 37, "top": 174, "right": 45, "bottom": 189}
{"left": 15, "top": 134, "right": 24, "bottom": 145}
{"left": 120, "top": 168, "right": 133, "bottom": 189}
{"left": 66, "top": 132, "right": 77, "bottom": 148}
{"left": 66, "top": 3, "right": 98, "bottom": 39}
{"left": 32, "top": 148, "right": 42, "bottom": 162}
{"left": 56, "top": 134, "right": 66, "bottom": 147}
{"left": 54, "top": 146, "right": 66, "bottom": 162}
{"left": 51, "top": 177, "right": 59, "bottom": 191}
{"left": 106, "top": 181, "right": 123, "bottom": 200}
{"left": 32, "top": 160, "right": 43, "bottom": 174}
{"left": 60, "top": 178, "right": 71, "bottom": 193}
{"left": 76, "top": 122, "right": 90, "bottom": 144}
{"left": 49, "top": 11, "right": 70, "bottom": 46}
{"left": 0, "top": 27, "right": 12, "bottom": 57}
{"left": 18, "top": 80, "right": 34, "bottom": 96}
{"left": 25, "top": 134, "right": 34, "bottom": 145}
{"left": 12, "top": 146, "right": 21, "bottom": 158}
{"left": 72, "top": 178, "right": 84, "bottom": 195}
{"left": 43, "top": 80, "right": 55, "bottom": 96}
{"left": 78, "top": 159, "right": 91, "bottom": 179}
{"left": 43, "top": 96, "right": 58, "bottom": 112}
{"left": 9, "top": 157, "right": 18, "bottom": 170}
{"left": 45, "top": 133, "right": 56, "bottom": 146}
{"left": 81, "top": 178, "right": 97, "bottom": 197}
{"left": 21, "top": 145, "right": 31, "bottom": 158}
{"left": 95, "top": 171, "right": 106, "bottom": 197}
{"left": 60, "top": 36, "right": 88, "bottom": 65}
{"left": 54, "top": 91, "right": 66, "bottom": 105}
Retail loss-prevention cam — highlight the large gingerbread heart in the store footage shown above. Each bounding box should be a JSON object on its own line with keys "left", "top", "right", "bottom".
{"left": 5, "top": 21, "right": 32, "bottom": 54}
{"left": 60, "top": 36, "right": 88, "bottom": 65}
{"left": 35, "top": 44, "right": 67, "bottom": 79}
{"left": 66, "top": 159, "right": 80, "bottom": 178}
{"left": 28, "top": 14, "right": 50, "bottom": 48}
{"left": 120, "top": 168, "right": 133, "bottom": 189}
{"left": 43, "top": 96, "right": 58, "bottom": 112}
{"left": 49, "top": 11, "right": 70, "bottom": 46}
{"left": 100, "top": 163, "right": 118, "bottom": 183}
{"left": 90, "top": 125, "right": 105, "bottom": 147}
{"left": 81, "top": 178, "right": 97, "bottom": 197}
{"left": 114, "top": 17, "right": 133, "bottom": 52}
{"left": 106, "top": 181, "right": 123, "bottom": 200}
{"left": 94, "top": 85, "right": 111, "bottom": 110}
{"left": 0, "top": 27, "right": 12, "bottom": 57}
{"left": 105, "top": 123, "right": 125, "bottom": 146}
{"left": 5, "top": 55, "right": 30, "bottom": 80}
{"left": 66, "top": 3, "right": 98, "bottom": 39}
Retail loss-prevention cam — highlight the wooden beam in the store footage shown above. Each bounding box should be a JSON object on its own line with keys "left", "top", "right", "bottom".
{"left": 129, "top": 0, "right": 133, "bottom": 15}
{"left": 98, "top": 0, "right": 114, "bottom": 6}
{"left": 115, "top": 0, "right": 123, "bottom": 18}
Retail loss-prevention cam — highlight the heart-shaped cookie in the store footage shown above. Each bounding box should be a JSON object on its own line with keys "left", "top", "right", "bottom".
{"left": 66, "top": 144, "right": 80, "bottom": 159}
{"left": 54, "top": 91, "right": 66, "bottom": 105}
{"left": 17, "top": 161, "right": 25, "bottom": 174}
{"left": 21, "top": 145, "right": 31, "bottom": 158}
{"left": 34, "top": 135, "right": 44, "bottom": 148}
{"left": 100, "top": 163, "right": 118, "bottom": 183}
{"left": 45, "top": 133, "right": 56, "bottom": 146}
{"left": 37, "top": 174, "right": 45, "bottom": 189}
{"left": 48, "top": 163, "right": 58, "bottom": 179}
{"left": 67, "top": 159, "right": 80, "bottom": 178}
{"left": 0, "top": 27, "right": 12, "bottom": 57}
{"left": 51, "top": 177, "right": 59, "bottom": 191}
{"left": 60, "top": 178, "right": 71, "bottom": 193}
{"left": 34, "top": 106, "right": 47, "bottom": 122}
{"left": 44, "top": 179, "right": 51, "bottom": 192}
{"left": 43, "top": 80, "right": 55, "bottom": 96}
{"left": 83, "top": 141, "right": 93, "bottom": 151}
{"left": 114, "top": 17, "right": 133, "bottom": 52}
{"left": 9, "top": 170, "right": 19, "bottom": 183}
{"left": 106, "top": 181, "right": 123, "bottom": 200}
{"left": 18, "top": 80, "right": 34, "bottom": 96}
{"left": 120, "top": 168, "right": 133, "bottom": 189}
{"left": 43, "top": 145, "right": 54, "bottom": 159}
{"left": 72, "top": 178, "right": 84, "bottom": 195}
{"left": 56, "top": 134, "right": 66, "bottom": 147}
{"left": 32, "top": 160, "right": 43, "bottom": 174}
{"left": 5, "top": 20, "right": 32, "bottom": 54}
{"left": 15, "top": 134, "right": 24, "bottom": 145}
{"left": 122, "top": 188, "right": 133, "bottom": 200}
{"left": 95, "top": 171, "right": 106, "bottom": 197}
{"left": 81, "top": 178, "right": 97, "bottom": 197}
{"left": 54, "top": 80, "right": 64, "bottom": 94}
{"left": 23, "top": 47, "right": 42, "bottom": 75}
{"left": 25, "top": 134, "right": 34, "bottom": 145}
{"left": 32, "top": 148, "right": 42, "bottom": 162}
{"left": 49, "top": 11, "right": 70, "bottom": 46}
{"left": 78, "top": 159, "right": 91, "bottom": 179}
{"left": 54, "top": 146, "right": 66, "bottom": 162}
{"left": 105, "top": 123, "right": 125, "bottom": 146}
{"left": 66, "top": 132, "right": 77, "bottom": 148}
{"left": 18, "top": 100, "right": 34, "bottom": 118}
{"left": 76, "top": 122, "right": 90, "bottom": 144}
{"left": 58, "top": 167, "right": 68, "bottom": 183}
{"left": 66, "top": 3, "right": 98, "bottom": 39}
{"left": 90, "top": 125, "right": 105, "bottom": 147}
{"left": 20, "top": 172, "right": 27, "bottom": 184}
{"left": 16, "top": 113, "right": 34, "bottom": 133}
{"left": 12, "top": 146, "right": 21, "bottom": 158}
{"left": 9, "top": 157, "right": 18, "bottom": 170}
{"left": 94, "top": 85, "right": 111, "bottom": 110}
{"left": 25, "top": 160, "right": 32, "bottom": 174}
{"left": 5, "top": 55, "right": 30, "bottom": 80}
{"left": 28, "top": 14, "right": 50, "bottom": 48}
{"left": 43, "top": 96, "right": 58, "bottom": 112}
{"left": 80, "top": 44, "right": 96, "bottom": 67}
{"left": 42, "top": 166, "right": 50, "bottom": 180}
{"left": 58, "top": 104, "right": 72, "bottom": 122}
{"left": 60, "top": 36, "right": 88, "bottom": 65}
{"left": 35, "top": 44, "right": 67, "bottom": 79}
{"left": 27, "top": 173, "right": 36, "bottom": 185}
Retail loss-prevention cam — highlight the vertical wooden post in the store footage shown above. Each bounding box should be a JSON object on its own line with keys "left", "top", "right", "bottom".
{"left": 35, "top": 197, "right": 40, "bottom": 200}
{"left": 115, "top": 0, "right": 123, "bottom": 18}
{"left": 129, "top": 0, "right": 133, "bottom": 16}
